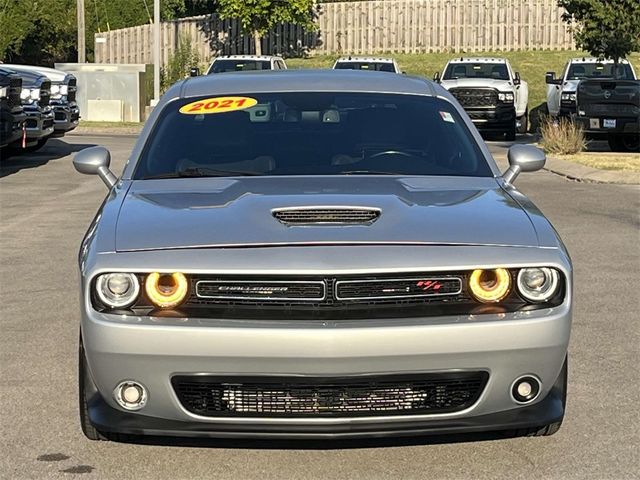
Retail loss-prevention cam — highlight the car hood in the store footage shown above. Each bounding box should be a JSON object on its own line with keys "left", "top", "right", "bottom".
{"left": 114, "top": 176, "right": 539, "bottom": 252}
{"left": 2, "top": 64, "right": 68, "bottom": 83}
{"left": 561, "top": 79, "right": 581, "bottom": 92}
{"left": 441, "top": 78, "right": 514, "bottom": 91}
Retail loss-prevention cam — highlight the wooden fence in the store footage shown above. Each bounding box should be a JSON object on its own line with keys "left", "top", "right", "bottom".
{"left": 94, "top": 0, "right": 574, "bottom": 67}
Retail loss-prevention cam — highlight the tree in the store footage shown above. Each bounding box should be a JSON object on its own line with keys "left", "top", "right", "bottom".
{"left": 558, "top": 0, "right": 640, "bottom": 64}
{"left": 217, "top": 0, "right": 316, "bottom": 55}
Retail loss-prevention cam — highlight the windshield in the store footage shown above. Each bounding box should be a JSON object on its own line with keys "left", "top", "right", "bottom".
{"left": 209, "top": 60, "right": 271, "bottom": 73}
{"left": 334, "top": 62, "right": 396, "bottom": 72}
{"left": 566, "top": 63, "right": 635, "bottom": 80}
{"left": 443, "top": 63, "right": 509, "bottom": 81}
{"left": 134, "top": 92, "right": 491, "bottom": 179}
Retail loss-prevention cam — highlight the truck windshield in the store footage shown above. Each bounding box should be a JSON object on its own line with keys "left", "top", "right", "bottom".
{"left": 566, "top": 63, "right": 635, "bottom": 80}
{"left": 135, "top": 92, "right": 491, "bottom": 179}
{"left": 209, "top": 60, "right": 271, "bottom": 73}
{"left": 334, "top": 62, "right": 396, "bottom": 72}
{"left": 443, "top": 63, "right": 509, "bottom": 80}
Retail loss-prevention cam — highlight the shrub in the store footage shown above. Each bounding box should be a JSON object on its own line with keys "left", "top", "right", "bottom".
{"left": 160, "top": 35, "right": 202, "bottom": 92}
{"left": 540, "top": 116, "right": 587, "bottom": 155}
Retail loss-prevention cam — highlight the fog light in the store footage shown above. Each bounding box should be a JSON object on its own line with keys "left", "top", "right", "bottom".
{"left": 145, "top": 272, "right": 188, "bottom": 308}
{"left": 114, "top": 381, "right": 147, "bottom": 410}
{"left": 511, "top": 375, "right": 541, "bottom": 404}
{"left": 468, "top": 268, "right": 511, "bottom": 303}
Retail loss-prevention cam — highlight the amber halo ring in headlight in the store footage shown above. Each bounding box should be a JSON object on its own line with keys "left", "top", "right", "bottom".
{"left": 95, "top": 273, "right": 140, "bottom": 309}
{"left": 145, "top": 272, "right": 189, "bottom": 308}
{"left": 469, "top": 268, "right": 511, "bottom": 303}
{"left": 517, "top": 267, "right": 559, "bottom": 303}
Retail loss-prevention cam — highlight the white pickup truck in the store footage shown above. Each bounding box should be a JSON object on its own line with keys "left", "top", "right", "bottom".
{"left": 435, "top": 57, "right": 529, "bottom": 140}
{"left": 545, "top": 58, "right": 638, "bottom": 118}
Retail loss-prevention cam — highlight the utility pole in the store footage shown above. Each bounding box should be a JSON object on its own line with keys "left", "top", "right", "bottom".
{"left": 153, "top": 0, "right": 161, "bottom": 103}
{"left": 77, "top": 0, "right": 86, "bottom": 63}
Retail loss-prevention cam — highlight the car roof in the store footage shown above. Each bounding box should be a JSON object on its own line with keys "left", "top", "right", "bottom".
{"left": 179, "top": 69, "right": 434, "bottom": 99}
{"left": 211, "top": 55, "right": 282, "bottom": 61}
{"left": 568, "top": 57, "right": 630, "bottom": 64}
{"left": 335, "top": 57, "right": 395, "bottom": 63}
{"left": 447, "top": 57, "right": 508, "bottom": 64}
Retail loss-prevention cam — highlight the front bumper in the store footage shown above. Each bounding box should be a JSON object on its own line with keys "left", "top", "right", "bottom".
{"left": 82, "top": 302, "right": 571, "bottom": 438}
{"left": 575, "top": 116, "right": 639, "bottom": 138}
{"left": 50, "top": 101, "right": 80, "bottom": 137}
{"left": 464, "top": 104, "right": 515, "bottom": 132}
{"left": 10, "top": 106, "right": 54, "bottom": 146}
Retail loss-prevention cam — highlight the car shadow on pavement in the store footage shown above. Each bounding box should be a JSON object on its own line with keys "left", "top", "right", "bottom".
{"left": 110, "top": 430, "right": 517, "bottom": 450}
{"left": 0, "top": 139, "right": 96, "bottom": 178}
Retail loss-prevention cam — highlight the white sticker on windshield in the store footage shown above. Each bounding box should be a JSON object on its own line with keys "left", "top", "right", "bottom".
{"left": 440, "top": 111, "right": 455, "bottom": 123}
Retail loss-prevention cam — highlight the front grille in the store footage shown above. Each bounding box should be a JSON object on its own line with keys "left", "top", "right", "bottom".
{"left": 38, "top": 81, "right": 51, "bottom": 107}
{"left": 450, "top": 88, "right": 497, "bottom": 108}
{"left": 336, "top": 277, "right": 462, "bottom": 300}
{"left": 273, "top": 207, "right": 380, "bottom": 225}
{"left": 8, "top": 77, "right": 22, "bottom": 108}
{"left": 196, "top": 280, "right": 325, "bottom": 301}
{"left": 54, "top": 111, "right": 66, "bottom": 121}
{"left": 583, "top": 103, "right": 640, "bottom": 117}
{"left": 172, "top": 372, "right": 489, "bottom": 417}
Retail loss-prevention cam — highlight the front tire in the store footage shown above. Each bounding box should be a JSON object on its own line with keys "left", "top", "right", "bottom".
{"left": 608, "top": 134, "right": 640, "bottom": 153}
{"left": 517, "top": 109, "right": 529, "bottom": 134}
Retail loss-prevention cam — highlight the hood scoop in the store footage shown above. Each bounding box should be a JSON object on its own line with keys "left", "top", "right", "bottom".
{"left": 272, "top": 206, "right": 381, "bottom": 226}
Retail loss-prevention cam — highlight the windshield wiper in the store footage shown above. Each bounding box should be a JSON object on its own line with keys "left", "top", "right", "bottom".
{"left": 145, "top": 167, "right": 265, "bottom": 179}
{"left": 340, "top": 170, "right": 401, "bottom": 175}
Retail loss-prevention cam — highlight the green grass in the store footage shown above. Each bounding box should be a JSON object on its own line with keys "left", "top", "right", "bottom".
{"left": 287, "top": 51, "right": 640, "bottom": 111}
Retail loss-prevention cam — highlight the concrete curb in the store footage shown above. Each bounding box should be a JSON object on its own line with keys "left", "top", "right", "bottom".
{"left": 69, "top": 126, "right": 143, "bottom": 136}
{"left": 544, "top": 156, "right": 640, "bottom": 185}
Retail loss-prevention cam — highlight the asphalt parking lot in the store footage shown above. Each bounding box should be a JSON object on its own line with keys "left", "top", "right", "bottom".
{"left": 1, "top": 134, "right": 638, "bottom": 479}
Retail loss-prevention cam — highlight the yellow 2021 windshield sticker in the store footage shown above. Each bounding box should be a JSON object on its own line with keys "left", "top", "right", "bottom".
{"left": 179, "top": 96, "right": 258, "bottom": 115}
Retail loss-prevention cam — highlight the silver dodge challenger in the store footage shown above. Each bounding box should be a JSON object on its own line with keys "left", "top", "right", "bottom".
{"left": 74, "top": 70, "right": 571, "bottom": 441}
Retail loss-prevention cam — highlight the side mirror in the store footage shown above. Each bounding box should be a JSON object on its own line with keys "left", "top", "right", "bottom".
{"left": 73, "top": 146, "right": 118, "bottom": 189}
{"left": 433, "top": 71, "right": 441, "bottom": 83}
{"left": 189, "top": 67, "right": 200, "bottom": 77}
{"left": 545, "top": 72, "right": 557, "bottom": 85}
{"left": 503, "top": 145, "right": 546, "bottom": 185}
{"left": 513, "top": 72, "right": 521, "bottom": 85}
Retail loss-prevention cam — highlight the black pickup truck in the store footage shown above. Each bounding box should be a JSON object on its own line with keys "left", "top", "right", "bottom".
{"left": 575, "top": 78, "right": 640, "bottom": 152}
{"left": 1, "top": 68, "right": 26, "bottom": 149}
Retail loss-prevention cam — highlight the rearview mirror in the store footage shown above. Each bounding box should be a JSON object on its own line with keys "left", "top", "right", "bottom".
{"left": 545, "top": 72, "right": 557, "bottom": 85}
{"left": 433, "top": 71, "right": 441, "bottom": 83}
{"left": 73, "top": 146, "right": 117, "bottom": 189}
{"left": 503, "top": 145, "right": 546, "bottom": 185}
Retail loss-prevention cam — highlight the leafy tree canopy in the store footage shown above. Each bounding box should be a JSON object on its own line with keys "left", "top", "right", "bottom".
{"left": 558, "top": 0, "right": 640, "bottom": 61}
{"left": 0, "top": 0, "right": 219, "bottom": 65}
{"left": 217, "top": 0, "right": 316, "bottom": 54}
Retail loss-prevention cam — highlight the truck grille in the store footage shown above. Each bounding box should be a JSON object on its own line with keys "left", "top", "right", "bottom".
{"left": 450, "top": 88, "right": 497, "bottom": 108}
{"left": 583, "top": 103, "right": 640, "bottom": 117}
{"left": 172, "top": 372, "right": 488, "bottom": 417}
{"left": 67, "top": 77, "right": 77, "bottom": 102}
{"left": 8, "top": 77, "right": 22, "bottom": 108}
{"left": 273, "top": 207, "right": 380, "bottom": 225}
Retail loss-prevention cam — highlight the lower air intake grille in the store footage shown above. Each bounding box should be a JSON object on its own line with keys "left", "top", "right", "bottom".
{"left": 273, "top": 207, "right": 380, "bottom": 225}
{"left": 172, "top": 372, "right": 488, "bottom": 417}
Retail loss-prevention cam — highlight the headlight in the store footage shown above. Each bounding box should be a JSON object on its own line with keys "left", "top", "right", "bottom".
{"left": 517, "top": 267, "right": 560, "bottom": 303}
{"left": 95, "top": 273, "right": 140, "bottom": 308}
{"left": 20, "top": 88, "right": 40, "bottom": 101}
{"left": 145, "top": 272, "right": 189, "bottom": 308}
{"left": 50, "top": 84, "right": 60, "bottom": 95}
{"left": 0, "top": 86, "right": 7, "bottom": 98}
{"left": 50, "top": 84, "right": 68, "bottom": 97}
{"left": 561, "top": 92, "right": 576, "bottom": 102}
{"left": 469, "top": 268, "right": 511, "bottom": 303}
{"left": 498, "top": 92, "right": 514, "bottom": 103}
{"left": 60, "top": 84, "right": 68, "bottom": 95}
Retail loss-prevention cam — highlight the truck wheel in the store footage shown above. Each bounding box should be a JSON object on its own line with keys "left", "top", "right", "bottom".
{"left": 505, "top": 125, "right": 516, "bottom": 141}
{"left": 79, "top": 335, "right": 108, "bottom": 441}
{"left": 517, "top": 110, "right": 529, "bottom": 134}
{"left": 608, "top": 134, "right": 640, "bottom": 153}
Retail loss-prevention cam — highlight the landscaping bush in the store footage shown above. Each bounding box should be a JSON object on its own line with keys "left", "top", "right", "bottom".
{"left": 160, "top": 35, "right": 202, "bottom": 92}
{"left": 540, "top": 116, "right": 587, "bottom": 155}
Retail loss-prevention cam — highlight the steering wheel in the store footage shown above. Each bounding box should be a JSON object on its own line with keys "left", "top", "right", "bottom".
{"left": 369, "top": 150, "right": 414, "bottom": 159}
